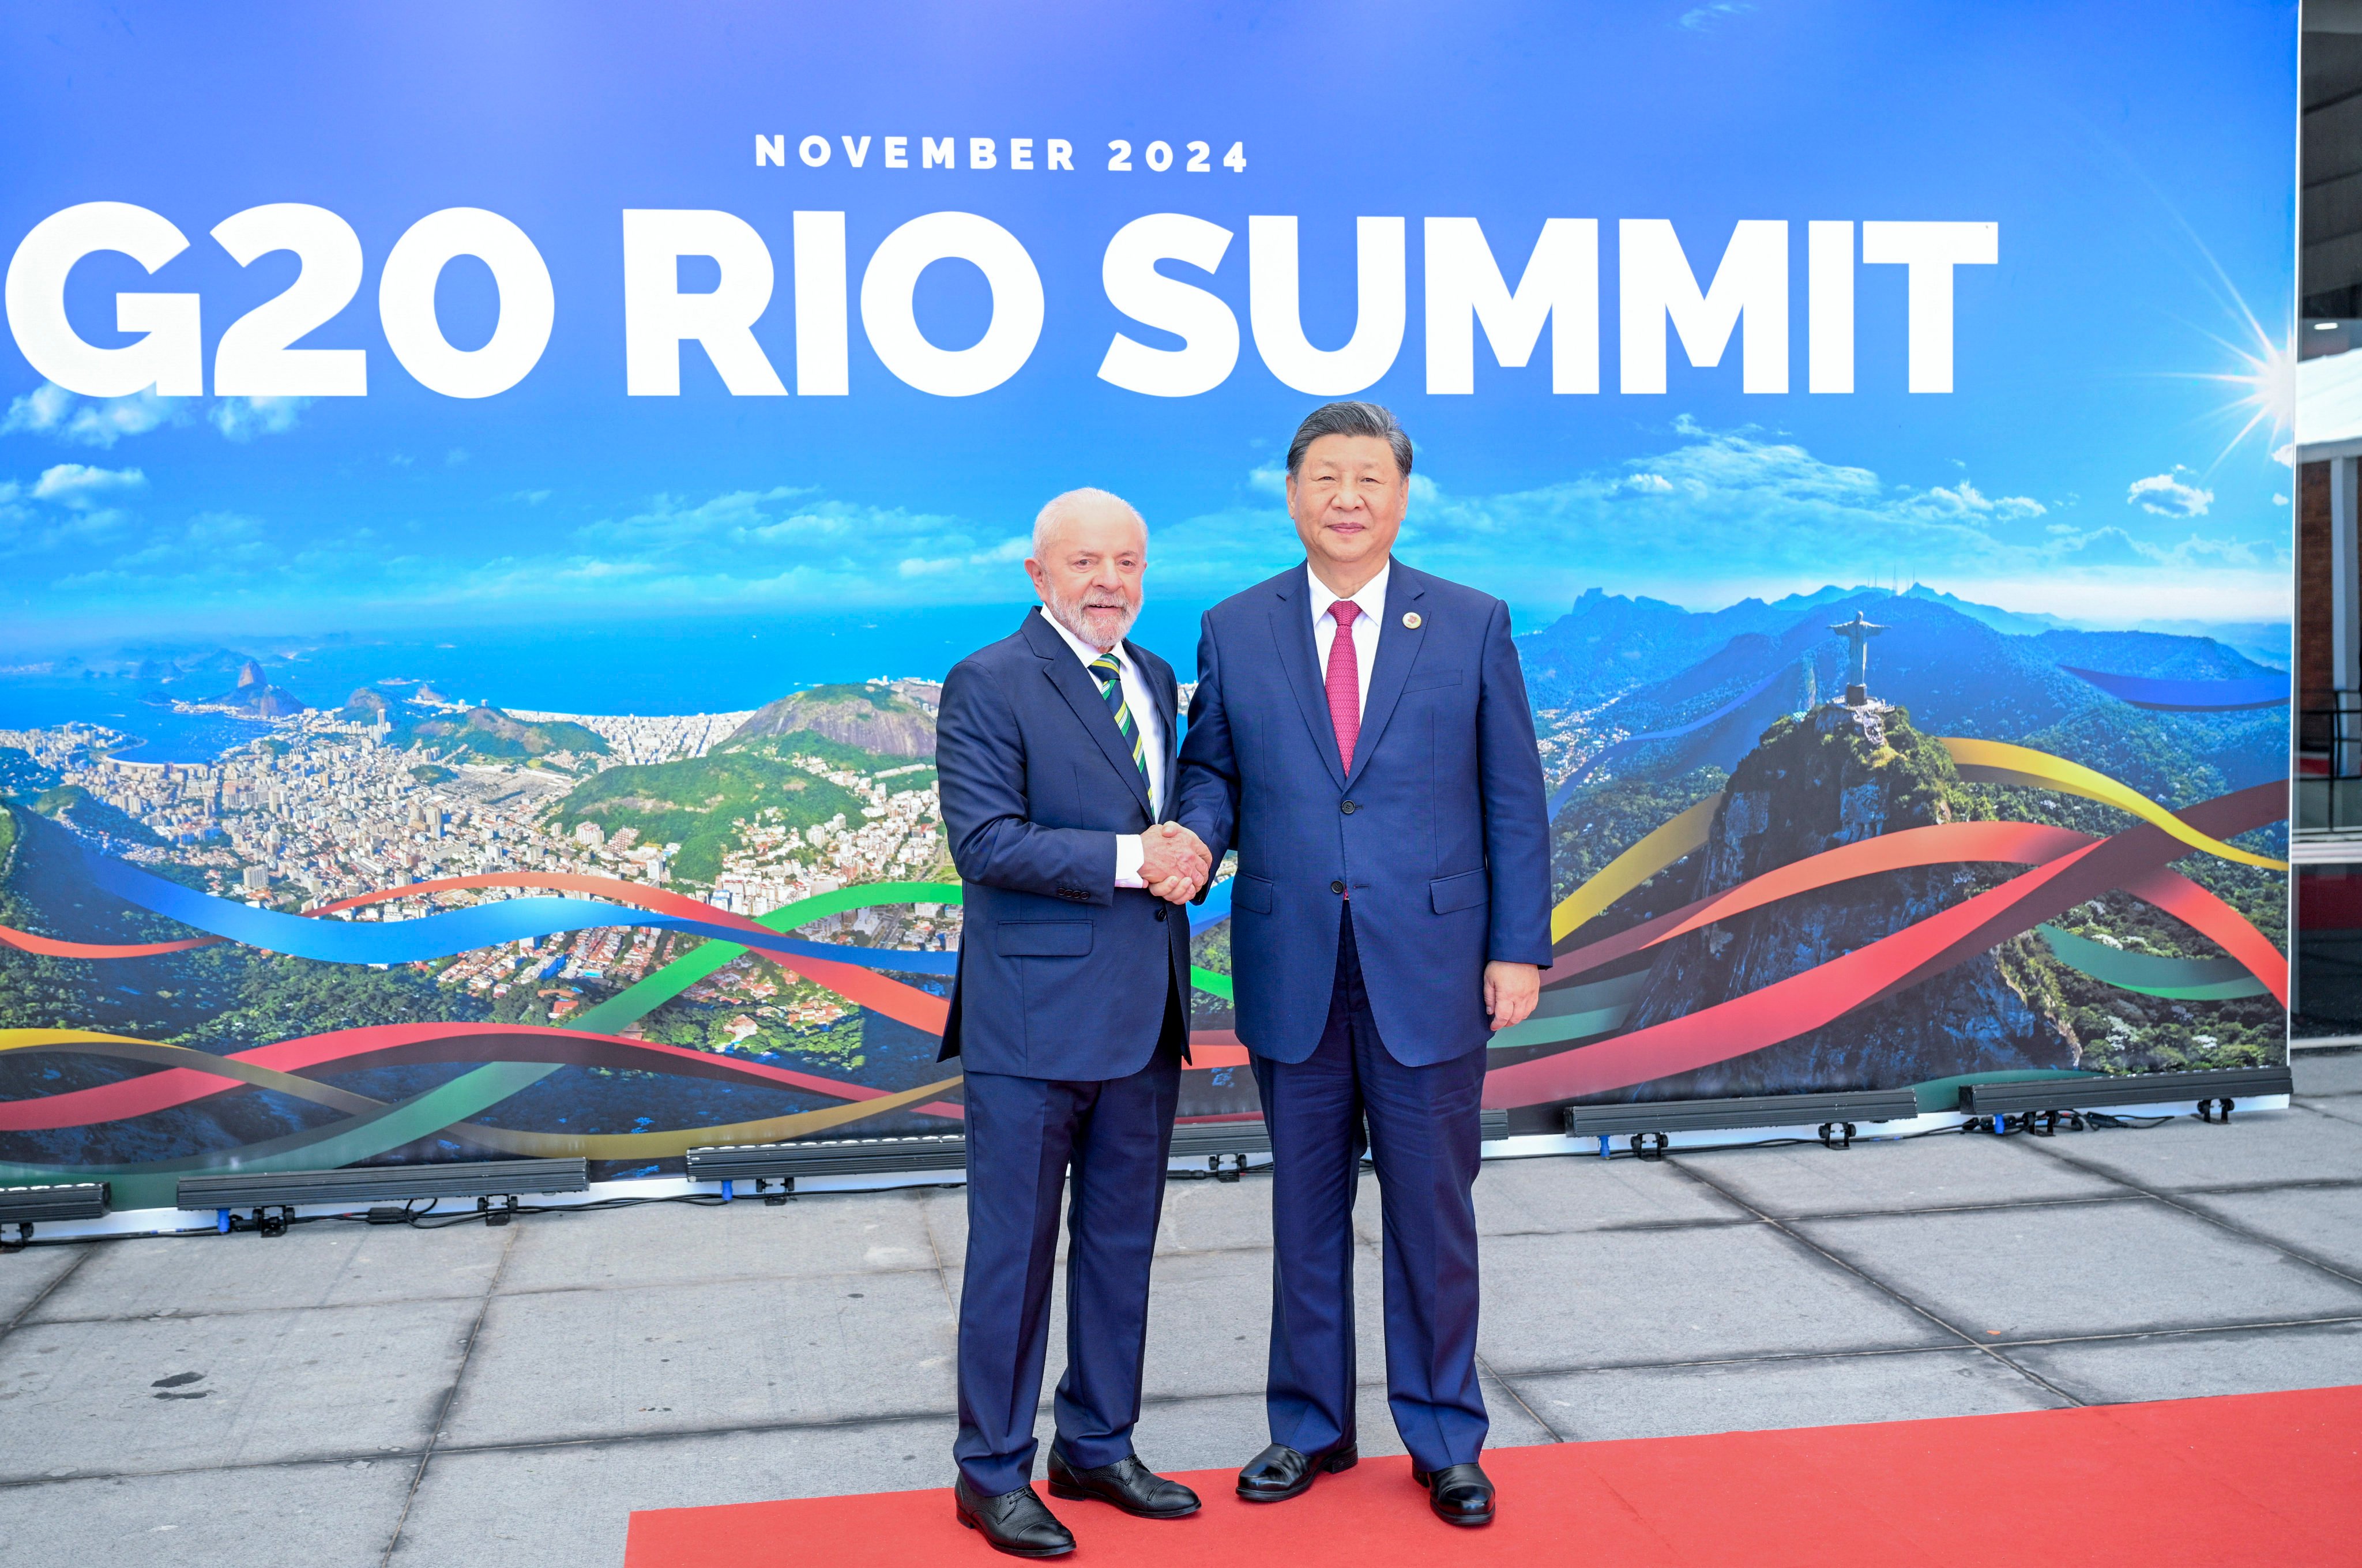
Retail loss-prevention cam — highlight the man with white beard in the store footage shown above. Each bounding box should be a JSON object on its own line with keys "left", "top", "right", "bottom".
{"left": 934, "top": 488, "right": 1214, "bottom": 1557}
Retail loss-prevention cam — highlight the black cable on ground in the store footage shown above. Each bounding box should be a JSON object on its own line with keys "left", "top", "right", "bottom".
{"left": 0, "top": 1106, "right": 2221, "bottom": 1244}
{"left": 1592, "top": 1106, "right": 2181, "bottom": 1160}
{"left": 0, "top": 1188, "right": 738, "bottom": 1248}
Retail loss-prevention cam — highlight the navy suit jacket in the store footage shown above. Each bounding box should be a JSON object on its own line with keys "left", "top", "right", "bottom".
{"left": 936, "top": 608, "right": 1194, "bottom": 1080}
{"left": 1175, "top": 561, "right": 1552, "bottom": 1067}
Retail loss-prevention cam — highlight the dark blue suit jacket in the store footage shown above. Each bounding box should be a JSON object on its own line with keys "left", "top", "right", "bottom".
{"left": 1175, "top": 561, "right": 1552, "bottom": 1066}
{"left": 936, "top": 608, "right": 1193, "bottom": 1080}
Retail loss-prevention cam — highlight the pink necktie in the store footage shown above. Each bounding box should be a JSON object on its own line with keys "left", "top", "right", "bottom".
{"left": 1325, "top": 599, "right": 1361, "bottom": 773}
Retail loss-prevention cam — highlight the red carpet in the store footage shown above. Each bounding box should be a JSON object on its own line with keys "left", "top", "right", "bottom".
{"left": 624, "top": 1385, "right": 2362, "bottom": 1567}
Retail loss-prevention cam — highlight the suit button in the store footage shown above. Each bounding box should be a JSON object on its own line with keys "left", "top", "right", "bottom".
{"left": 1330, "top": 879, "right": 1345, "bottom": 894}
{"left": 1341, "top": 800, "right": 1357, "bottom": 814}
{"left": 1154, "top": 905, "right": 1168, "bottom": 922}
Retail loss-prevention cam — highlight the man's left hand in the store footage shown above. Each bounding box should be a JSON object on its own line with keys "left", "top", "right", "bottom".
{"left": 1483, "top": 961, "right": 1540, "bottom": 1031}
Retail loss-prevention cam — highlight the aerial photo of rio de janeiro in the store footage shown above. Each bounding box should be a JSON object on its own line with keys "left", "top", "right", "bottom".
{"left": 0, "top": 405, "right": 2294, "bottom": 1202}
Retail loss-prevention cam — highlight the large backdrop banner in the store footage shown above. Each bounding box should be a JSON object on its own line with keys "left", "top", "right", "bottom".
{"left": 0, "top": 2, "right": 2297, "bottom": 1206}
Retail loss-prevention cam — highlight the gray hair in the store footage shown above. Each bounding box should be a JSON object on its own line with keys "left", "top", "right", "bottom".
{"left": 1285, "top": 401, "right": 1413, "bottom": 477}
{"left": 1031, "top": 487, "right": 1146, "bottom": 558}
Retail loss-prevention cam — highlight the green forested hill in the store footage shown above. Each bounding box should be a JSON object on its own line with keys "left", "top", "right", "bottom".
{"left": 393, "top": 705, "right": 610, "bottom": 761}
{"left": 546, "top": 729, "right": 872, "bottom": 883}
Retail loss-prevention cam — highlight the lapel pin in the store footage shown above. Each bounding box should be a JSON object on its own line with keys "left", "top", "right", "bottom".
{"left": 1402, "top": 611, "right": 1422, "bottom": 629}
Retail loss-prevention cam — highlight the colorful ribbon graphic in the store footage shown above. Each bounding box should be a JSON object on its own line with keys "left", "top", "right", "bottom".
{"left": 1486, "top": 782, "right": 2285, "bottom": 1108}
{"left": 2059, "top": 665, "right": 2288, "bottom": 713}
{"left": 1541, "top": 821, "right": 2283, "bottom": 1002}
{"left": 1543, "top": 736, "right": 2288, "bottom": 950}
{"left": 1939, "top": 738, "right": 2285, "bottom": 870}
{"left": 2033, "top": 925, "right": 2267, "bottom": 1001}
{"left": 0, "top": 738, "right": 2284, "bottom": 1206}
{"left": 0, "top": 1025, "right": 967, "bottom": 1155}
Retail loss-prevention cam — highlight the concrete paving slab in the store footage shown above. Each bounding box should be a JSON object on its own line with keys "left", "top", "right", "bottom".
{"left": 1475, "top": 1224, "right": 1950, "bottom": 1376}
{"left": 0, "top": 1297, "right": 480, "bottom": 1483}
{"left": 1473, "top": 1152, "right": 1753, "bottom": 1235}
{"left": 2024, "top": 1110, "right": 2362, "bottom": 1191}
{"left": 911, "top": 1180, "right": 1079, "bottom": 1270}
{"left": 947, "top": 1239, "right": 1392, "bottom": 1408}
{"left": 1474, "top": 1370, "right": 1564, "bottom": 1449}
{"left": 1135, "top": 1243, "right": 1394, "bottom": 1404}
{"left": 2307, "top": 1093, "right": 2362, "bottom": 1129}
{"left": 2179, "top": 1185, "right": 2362, "bottom": 1278}
{"left": 2004, "top": 1319, "right": 2362, "bottom": 1404}
{"left": 1797, "top": 1200, "right": 2362, "bottom": 1341}
{"left": 445, "top": 1268, "right": 959, "bottom": 1448}
{"left": 1349, "top": 1150, "right": 1751, "bottom": 1250}
{"left": 0, "top": 1244, "right": 84, "bottom": 1327}
{"left": 1510, "top": 1347, "right": 2066, "bottom": 1442}
{"left": 0, "top": 1457, "right": 412, "bottom": 1568}
{"left": 1678, "top": 1132, "right": 2124, "bottom": 1218}
{"left": 497, "top": 1191, "right": 939, "bottom": 1297}
{"left": 2292, "top": 1049, "right": 2362, "bottom": 1098}
{"left": 891, "top": 1166, "right": 1278, "bottom": 1266}
{"left": 392, "top": 1418, "right": 960, "bottom": 1568}
{"left": 914, "top": 1183, "right": 974, "bottom": 1267}
{"left": 29, "top": 1224, "right": 506, "bottom": 1324}
{"left": 1158, "top": 1172, "right": 1277, "bottom": 1255}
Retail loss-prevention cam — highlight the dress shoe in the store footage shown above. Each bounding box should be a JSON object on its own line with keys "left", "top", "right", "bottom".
{"left": 952, "top": 1476, "right": 1074, "bottom": 1558}
{"left": 1235, "top": 1438, "right": 1359, "bottom": 1502}
{"left": 1046, "top": 1446, "right": 1201, "bottom": 1518}
{"left": 1411, "top": 1461, "right": 1495, "bottom": 1526}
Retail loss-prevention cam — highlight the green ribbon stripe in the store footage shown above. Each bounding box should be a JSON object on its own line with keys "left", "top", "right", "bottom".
{"left": 1490, "top": 971, "right": 1649, "bottom": 1051}
{"left": 2036, "top": 924, "right": 2267, "bottom": 1001}
{"left": 8, "top": 881, "right": 968, "bottom": 1207}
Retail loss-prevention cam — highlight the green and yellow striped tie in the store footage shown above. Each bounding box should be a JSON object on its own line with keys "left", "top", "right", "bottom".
{"left": 1088, "top": 652, "right": 1152, "bottom": 789}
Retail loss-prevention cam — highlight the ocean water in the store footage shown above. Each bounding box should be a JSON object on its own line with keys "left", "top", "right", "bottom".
{"left": 0, "top": 684, "right": 277, "bottom": 762}
{"left": 0, "top": 601, "right": 1221, "bottom": 757}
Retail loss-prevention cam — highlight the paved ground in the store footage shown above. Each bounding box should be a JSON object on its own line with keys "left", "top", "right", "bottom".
{"left": 3, "top": 1051, "right": 2359, "bottom": 1567}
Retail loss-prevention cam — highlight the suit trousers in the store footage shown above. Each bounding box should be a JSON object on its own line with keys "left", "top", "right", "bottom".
{"left": 1250, "top": 904, "right": 1489, "bottom": 1473}
{"left": 953, "top": 985, "right": 1184, "bottom": 1496}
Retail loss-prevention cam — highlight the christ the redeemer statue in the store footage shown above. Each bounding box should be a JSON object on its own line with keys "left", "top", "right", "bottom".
{"left": 1831, "top": 610, "right": 1886, "bottom": 705}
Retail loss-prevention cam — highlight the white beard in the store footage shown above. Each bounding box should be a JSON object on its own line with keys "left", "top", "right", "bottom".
{"left": 1044, "top": 584, "right": 1138, "bottom": 649}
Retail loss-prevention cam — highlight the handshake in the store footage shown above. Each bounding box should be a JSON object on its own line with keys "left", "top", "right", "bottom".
{"left": 1139, "top": 821, "right": 1213, "bottom": 904}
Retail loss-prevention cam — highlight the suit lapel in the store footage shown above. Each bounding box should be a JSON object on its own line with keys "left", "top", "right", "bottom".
{"left": 1026, "top": 610, "right": 1154, "bottom": 819}
{"left": 1268, "top": 567, "right": 1347, "bottom": 791}
{"left": 1345, "top": 566, "right": 1427, "bottom": 789}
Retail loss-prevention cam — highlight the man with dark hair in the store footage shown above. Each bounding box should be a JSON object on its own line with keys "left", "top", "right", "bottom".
{"left": 936, "top": 488, "right": 1214, "bottom": 1558}
{"left": 1176, "top": 402, "right": 1551, "bottom": 1528}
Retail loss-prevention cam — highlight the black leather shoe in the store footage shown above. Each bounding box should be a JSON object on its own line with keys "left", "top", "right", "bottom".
{"left": 1046, "top": 1446, "right": 1201, "bottom": 1518}
{"left": 952, "top": 1476, "right": 1075, "bottom": 1558}
{"left": 1411, "top": 1461, "right": 1495, "bottom": 1526}
{"left": 1235, "top": 1438, "right": 1358, "bottom": 1502}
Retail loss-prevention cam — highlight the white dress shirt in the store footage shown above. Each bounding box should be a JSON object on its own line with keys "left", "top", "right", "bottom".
{"left": 1036, "top": 607, "right": 1166, "bottom": 888}
{"left": 1306, "top": 558, "right": 1390, "bottom": 719}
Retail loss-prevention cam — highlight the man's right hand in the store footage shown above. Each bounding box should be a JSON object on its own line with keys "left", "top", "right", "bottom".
{"left": 1139, "top": 821, "right": 1210, "bottom": 903}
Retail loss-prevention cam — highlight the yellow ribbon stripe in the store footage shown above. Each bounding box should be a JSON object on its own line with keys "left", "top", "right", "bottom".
{"left": 1549, "top": 795, "right": 1722, "bottom": 945}
{"left": 1940, "top": 738, "right": 2286, "bottom": 871}
{"left": 0, "top": 1028, "right": 155, "bottom": 1050}
{"left": 1541, "top": 737, "right": 2282, "bottom": 948}
{"left": 444, "top": 1074, "right": 968, "bottom": 1159}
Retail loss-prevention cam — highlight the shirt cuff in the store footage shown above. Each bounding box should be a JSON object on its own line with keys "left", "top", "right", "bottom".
{"left": 1114, "top": 833, "right": 1146, "bottom": 888}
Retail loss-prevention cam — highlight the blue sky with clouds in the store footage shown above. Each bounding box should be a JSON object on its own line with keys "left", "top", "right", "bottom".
{"left": 0, "top": 0, "right": 2299, "bottom": 648}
